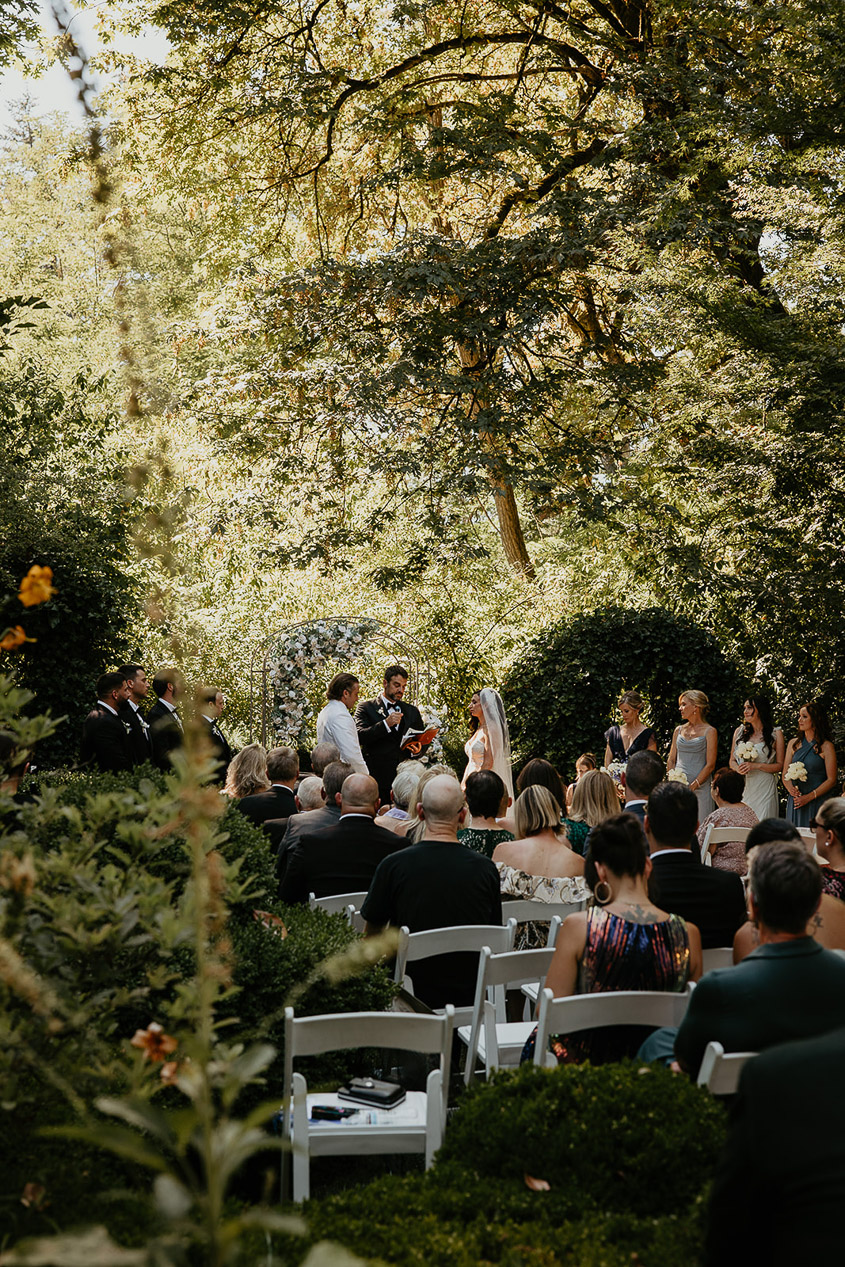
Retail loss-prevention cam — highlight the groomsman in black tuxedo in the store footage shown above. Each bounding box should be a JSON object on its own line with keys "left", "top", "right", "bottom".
{"left": 355, "top": 664, "right": 426, "bottom": 804}
{"left": 198, "top": 687, "right": 234, "bottom": 783}
{"left": 148, "top": 668, "right": 184, "bottom": 771}
{"left": 118, "top": 663, "right": 153, "bottom": 767}
{"left": 80, "top": 672, "right": 134, "bottom": 773}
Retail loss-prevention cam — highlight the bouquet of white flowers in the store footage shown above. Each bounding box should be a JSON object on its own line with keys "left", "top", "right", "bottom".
{"left": 735, "top": 741, "right": 759, "bottom": 763}
{"left": 786, "top": 761, "right": 808, "bottom": 785}
{"left": 667, "top": 769, "right": 689, "bottom": 785}
{"left": 601, "top": 760, "right": 627, "bottom": 790}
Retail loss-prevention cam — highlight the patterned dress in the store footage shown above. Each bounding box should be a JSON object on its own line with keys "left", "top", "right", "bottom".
{"left": 521, "top": 906, "right": 691, "bottom": 1065}
{"left": 696, "top": 804, "right": 759, "bottom": 876}
{"left": 821, "top": 869, "right": 845, "bottom": 903}
{"left": 497, "top": 866, "right": 589, "bottom": 948}
{"left": 458, "top": 826, "right": 514, "bottom": 859}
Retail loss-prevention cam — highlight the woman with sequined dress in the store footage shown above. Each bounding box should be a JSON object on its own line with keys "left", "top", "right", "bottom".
{"left": 521, "top": 814, "right": 702, "bottom": 1065}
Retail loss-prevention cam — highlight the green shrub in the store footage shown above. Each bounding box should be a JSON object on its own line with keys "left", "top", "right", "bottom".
{"left": 437, "top": 1061, "right": 726, "bottom": 1217}
{"left": 502, "top": 606, "right": 750, "bottom": 776}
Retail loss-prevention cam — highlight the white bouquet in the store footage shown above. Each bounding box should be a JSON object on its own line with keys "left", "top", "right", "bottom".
{"left": 601, "top": 760, "right": 627, "bottom": 790}
{"left": 735, "top": 741, "right": 759, "bottom": 763}
{"left": 667, "top": 769, "right": 689, "bottom": 785}
{"left": 786, "top": 761, "right": 808, "bottom": 785}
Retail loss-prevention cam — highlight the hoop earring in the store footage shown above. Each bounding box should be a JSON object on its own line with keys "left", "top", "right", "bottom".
{"left": 594, "top": 879, "right": 613, "bottom": 906}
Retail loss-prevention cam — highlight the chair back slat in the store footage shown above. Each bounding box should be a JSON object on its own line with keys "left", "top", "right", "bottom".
{"left": 309, "top": 891, "right": 370, "bottom": 915}
{"left": 533, "top": 988, "right": 692, "bottom": 1065}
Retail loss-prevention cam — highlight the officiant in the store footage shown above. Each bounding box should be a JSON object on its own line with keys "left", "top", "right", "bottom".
{"left": 355, "top": 665, "right": 428, "bottom": 804}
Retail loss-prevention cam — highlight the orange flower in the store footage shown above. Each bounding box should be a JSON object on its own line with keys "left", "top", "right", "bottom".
{"left": 0, "top": 625, "right": 35, "bottom": 651}
{"left": 18, "top": 565, "right": 57, "bottom": 608}
{"left": 130, "top": 1022, "right": 178, "bottom": 1062}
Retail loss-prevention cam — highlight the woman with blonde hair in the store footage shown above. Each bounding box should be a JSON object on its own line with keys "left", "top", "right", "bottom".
{"left": 563, "top": 769, "right": 620, "bottom": 855}
{"left": 493, "top": 786, "right": 585, "bottom": 883}
{"left": 224, "top": 743, "right": 270, "bottom": 799}
{"left": 667, "top": 689, "right": 717, "bottom": 817}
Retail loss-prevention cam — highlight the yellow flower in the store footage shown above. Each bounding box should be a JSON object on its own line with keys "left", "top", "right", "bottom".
{"left": 0, "top": 625, "right": 36, "bottom": 652}
{"left": 18, "top": 565, "right": 56, "bottom": 608}
{"left": 130, "top": 1022, "right": 178, "bottom": 1062}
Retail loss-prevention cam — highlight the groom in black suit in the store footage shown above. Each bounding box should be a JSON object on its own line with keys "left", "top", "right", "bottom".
{"left": 355, "top": 665, "right": 425, "bottom": 804}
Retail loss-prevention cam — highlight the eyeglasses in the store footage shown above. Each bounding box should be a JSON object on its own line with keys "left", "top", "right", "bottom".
{"left": 809, "top": 818, "right": 821, "bottom": 830}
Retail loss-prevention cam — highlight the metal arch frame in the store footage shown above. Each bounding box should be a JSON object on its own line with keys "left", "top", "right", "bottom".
{"left": 250, "top": 616, "right": 436, "bottom": 746}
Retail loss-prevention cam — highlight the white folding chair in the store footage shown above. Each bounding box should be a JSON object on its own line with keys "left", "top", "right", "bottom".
{"left": 701, "top": 947, "right": 734, "bottom": 974}
{"left": 532, "top": 988, "right": 693, "bottom": 1067}
{"left": 309, "top": 891, "right": 370, "bottom": 916}
{"left": 696, "top": 1040, "right": 756, "bottom": 1095}
{"left": 701, "top": 825, "right": 751, "bottom": 865}
{"left": 394, "top": 921, "right": 517, "bottom": 1024}
{"left": 345, "top": 903, "right": 366, "bottom": 934}
{"left": 459, "top": 946, "right": 557, "bottom": 1085}
{"left": 282, "top": 1006, "right": 454, "bottom": 1203}
{"left": 500, "top": 897, "right": 587, "bottom": 923}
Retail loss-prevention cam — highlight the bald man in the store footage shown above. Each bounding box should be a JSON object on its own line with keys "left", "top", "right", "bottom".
{"left": 278, "top": 773, "right": 404, "bottom": 904}
{"left": 362, "top": 774, "right": 502, "bottom": 1008}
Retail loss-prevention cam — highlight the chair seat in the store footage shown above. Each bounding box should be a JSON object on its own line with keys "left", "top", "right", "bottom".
{"left": 457, "top": 1021, "right": 535, "bottom": 1066}
{"left": 298, "top": 1091, "right": 432, "bottom": 1156}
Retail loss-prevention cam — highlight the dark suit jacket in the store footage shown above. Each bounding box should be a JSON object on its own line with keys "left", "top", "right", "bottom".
{"left": 148, "top": 699, "right": 183, "bottom": 770}
{"left": 706, "top": 1025, "right": 845, "bottom": 1266}
{"left": 120, "top": 702, "right": 153, "bottom": 767}
{"left": 355, "top": 697, "right": 425, "bottom": 802}
{"left": 80, "top": 705, "right": 134, "bottom": 773}
{"left": 274, "top": 802, "right": 342, "bottom": 879}
{"left": 623, "top": 799, "right": 647, "bottom": 825}
{"left": 199, "top": 716, "right": 233, "bottom": 783}
{"left": 675, "top": 937, "right": 845, "bottom": 1078}
{"left": 648, "top": 849, "right": 746, "bottom": 949}
{"left": 279, "top": 813, "right": 405, "bottom": 904}
{"left": 237, "top": 785, "right": 297, "bottom": 827}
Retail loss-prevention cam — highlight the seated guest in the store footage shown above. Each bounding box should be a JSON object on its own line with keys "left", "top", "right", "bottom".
{"left": 311, "top": 741, "right": 341, "bottom": 778}
{"left": 404, "top": 764, "right": 460, "bottom": 844}
{"left": 521, "top": 813, "right": 701, "bottom": 1065}
{"left": 673, "top": 840, "right": 845, "bottom": 1078}
{"left": 362, "top": 774, "right": 502, "bottom": 1009}
{"left": 236, "top": 746, "right": 299, "bottom": 826}
{"left": 224, "top": 743, "right": 270, "bottom": 800}
{"left": 79, "top": 672, "right": 133, "bottom": 773}
{"left": 516, "top": 759, "right": 566, "bottom": 816}
{"left": 279, "top": 773, "right": 403, "bottom": 904}
{"left": 198, "top": 687, "right": 234, "bottom": 784}
{"left": 733, "top": 820, "right": 845, "bottom": 959}
{"left": 622, "top": 750, "right": 665, "bottom": 826}
{"left": 458, "top": 770, "right": 514, "bottom": 858}
{"left": 273, "top": 759, "right": 352, "bottom": 872}
{"left": 705, "top": 1025, "right": 845, "bottom": 1267}
{"left": 646, "top": 782, "right": 746, "bottom": 949}
{"left": 696, "top": 767, "right": 758, "bottom": 874}
{"left": 565, "top": 752, "right": 597, "bottom": 813}
{"left": 565, "top": 769, "right": 620, "bottom": 856}
{"left": 813, "top": 797, "right": 845, "bottom": 902}
{"left": 493, "top": 786, "right": 584, "bottom": 882}
{"left": 295, "top": 775, "right": 324, "bottom": 811}
{"left": 376, "top": 760, "right": 422, "bottom": 834}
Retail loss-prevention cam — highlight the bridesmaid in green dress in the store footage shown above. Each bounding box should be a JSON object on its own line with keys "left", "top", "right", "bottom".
{"left": 783, "top": 701, "right": 838, "bottom": 828}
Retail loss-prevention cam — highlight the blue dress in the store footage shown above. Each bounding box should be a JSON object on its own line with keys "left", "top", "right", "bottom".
{"left": 675, "top": 732, "right": 715, "bottom": 817}
{"left": 786, "top": 738, "right": 832, "bottom": 827}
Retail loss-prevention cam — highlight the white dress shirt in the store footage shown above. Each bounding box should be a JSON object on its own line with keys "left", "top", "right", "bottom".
{"left": 315, "top": 699, "right": 368, "bottom": 774}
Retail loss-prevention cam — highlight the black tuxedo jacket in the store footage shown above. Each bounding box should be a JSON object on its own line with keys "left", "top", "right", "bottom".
{"left": 237, "top": 785, "right": 297, "bottom": 827}
{"left": 80, "top": 705, "right": 134, "bottom": 773}
{"left": 148, "top": 700, "right": 183, "bottom": 771}
{"left": 647, "top": 849, "right": 747, "bottom": 949}
{"left": 355, "top": 697, "right": 425, "bottom": 802}
{"left": 278, "top": 813, "right": 405, "bottom": 904}
{"left": 274, "top": 802, "right": 341, "bottom": 877}
{"left": 199, "top": 716, "right": 233, "bottom": 782}
{"left": 120, "top": 702, "right": 153, "bottom": 767}
{"left": 623, "top": 800, "right": 647, "bottom": 825}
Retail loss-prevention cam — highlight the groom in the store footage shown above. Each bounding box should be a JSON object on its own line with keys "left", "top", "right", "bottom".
{"left": 355, "top": 665, "right": 426, "bottom": 804}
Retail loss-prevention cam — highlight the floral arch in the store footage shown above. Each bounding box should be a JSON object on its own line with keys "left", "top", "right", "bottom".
{"left": 250, "top": 616, "right": 440, "bottom": 753}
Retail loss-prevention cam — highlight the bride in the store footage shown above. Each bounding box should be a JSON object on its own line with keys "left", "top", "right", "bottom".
{"left": 462, "top": 688, "right": 514, "bottom": 803}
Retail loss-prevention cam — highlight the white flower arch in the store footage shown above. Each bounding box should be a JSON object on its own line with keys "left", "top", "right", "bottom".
{"left": 250, "top": 616, "right": 441, "bottom": 755}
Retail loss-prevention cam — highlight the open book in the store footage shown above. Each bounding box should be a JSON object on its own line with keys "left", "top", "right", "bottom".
{"left": 400, "top": 724, "right": 439, "bottom": 754}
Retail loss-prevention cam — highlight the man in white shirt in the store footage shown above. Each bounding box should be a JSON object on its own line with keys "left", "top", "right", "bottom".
{"left": 315, "top": 673, "right": 368, "bottom": 774}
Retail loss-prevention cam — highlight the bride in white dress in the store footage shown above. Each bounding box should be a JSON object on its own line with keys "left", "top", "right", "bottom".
{"left": 729, "top": 696, "right": 785, "bottom": 820}
{"left": 462, "top": 688, "right": 514, "bottom": 803}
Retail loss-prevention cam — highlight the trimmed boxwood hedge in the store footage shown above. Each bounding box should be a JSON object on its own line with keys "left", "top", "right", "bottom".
{"left": 265, "top": 1062, "right": 725, "bottom": 1265}
{"left": 502, "top": 606, "right": 750, "bottom": 776}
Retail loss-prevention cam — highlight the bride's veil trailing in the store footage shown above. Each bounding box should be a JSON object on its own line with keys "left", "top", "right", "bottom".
{"left": 480, "top": 687, "right": 514, "bottom": 802}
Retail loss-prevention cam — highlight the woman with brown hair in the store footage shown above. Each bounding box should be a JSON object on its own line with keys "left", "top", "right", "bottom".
{"left": 783, "top": 701, "right": 838, "bottom": 828}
